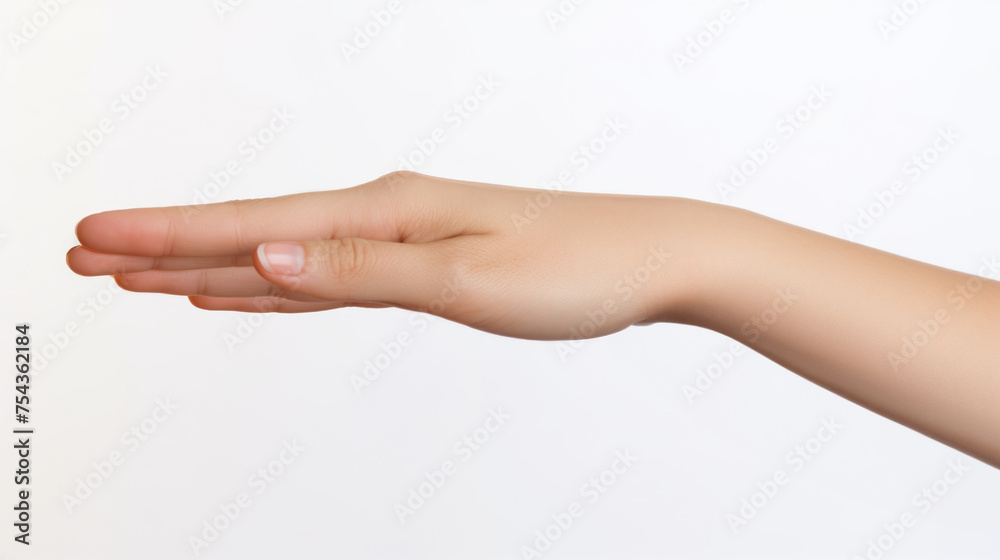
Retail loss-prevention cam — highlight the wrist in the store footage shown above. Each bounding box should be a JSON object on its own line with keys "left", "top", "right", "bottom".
{"left": 644, "top": 197, "right": 751, "bottom": 331}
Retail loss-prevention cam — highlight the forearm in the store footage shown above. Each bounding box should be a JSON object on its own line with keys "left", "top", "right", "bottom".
{"left": 659, "top": 199, "right": 1000, "bottom": 468}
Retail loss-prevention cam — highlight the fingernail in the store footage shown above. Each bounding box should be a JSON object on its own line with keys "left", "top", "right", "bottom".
{"left": 257, "top": 243, "right": 304, "bottom": 275}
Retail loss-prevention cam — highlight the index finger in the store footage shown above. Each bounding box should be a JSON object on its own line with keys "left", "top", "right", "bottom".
{"left": 75, "top": 191, "right": 347, "bottom": 257}
{"left": 73, "top": 172, "right": 492, "bottom": 258}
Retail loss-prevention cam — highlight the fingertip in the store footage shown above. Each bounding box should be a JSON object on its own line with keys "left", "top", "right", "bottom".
{"left": 73, "top": 209, "right": 167, "bottom": 257}
{"left": 75, "top": 211, "right": 125, "bottom": 252}
{"left": 65, "top": 245, "right": 98, "bottom": 277}
{"left": 66, "top": 245, "right": 79, "bottom": 270}
{"left": 251, "top": 244, "right": 276, "bottom": 282}
{"left": 112, "top": 273, "right": 132, "bottom": 291}
{"left": 74, "top": 213, "right": 102, "bottom": 248}
{"left": 253, "top": 242, "right": 305, "bottom": 280}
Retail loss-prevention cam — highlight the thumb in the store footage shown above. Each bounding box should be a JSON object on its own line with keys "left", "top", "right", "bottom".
{"left": 253, "top": 238, "right": 456, "bottom": 311}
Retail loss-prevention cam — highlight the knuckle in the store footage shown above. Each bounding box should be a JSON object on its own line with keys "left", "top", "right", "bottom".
{"left": 222, "top": 199, "right": 253, "bottom": 252}
{"left": 368, "top": 170, "right": 431, "bottom": 197}
{"left": 194, "top": 269, "right": 211, "bottom": 296}
{"left": 319, "top": 238, "right": 372, "bottom": 280}
{"left": 161, "top": 217, "right": 177, "bottom": 257}
{"left": 252, "top": 296, "right": 282, "bottom": 313}
{"left": 380, "top": 169, "right": 420, "bottom": 188}
{"left": 363, "top": 171, "right": 445, "bottom": 242}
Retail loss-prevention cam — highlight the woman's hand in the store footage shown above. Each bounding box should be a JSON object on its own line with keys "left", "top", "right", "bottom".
{"left": 68, "top": 170, "right": 1000, "bottom": 468}
{"left": 67, "top": 171, "right": 697, "bottom": 340}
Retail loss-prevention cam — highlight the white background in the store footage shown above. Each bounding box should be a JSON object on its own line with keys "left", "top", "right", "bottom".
{"left": 2, "top": 1, "right": 1000, "bottom": 558}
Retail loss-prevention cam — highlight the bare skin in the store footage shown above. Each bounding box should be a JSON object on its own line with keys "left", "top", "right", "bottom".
{"left": 67, "top": 171, "right": 1000, "bottom": 469}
